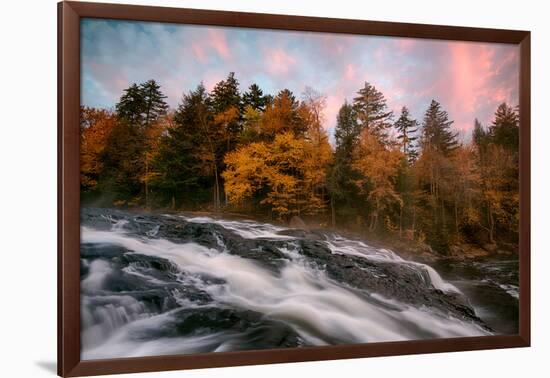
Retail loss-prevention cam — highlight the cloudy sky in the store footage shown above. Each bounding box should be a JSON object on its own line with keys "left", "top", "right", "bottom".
{"left": 81, "top": 18, "right": 519, "bottom": 138}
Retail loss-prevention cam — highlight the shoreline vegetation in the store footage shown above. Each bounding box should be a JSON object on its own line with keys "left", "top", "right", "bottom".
{"left": 81, "top": 73, "right": 519, "bottom": 260}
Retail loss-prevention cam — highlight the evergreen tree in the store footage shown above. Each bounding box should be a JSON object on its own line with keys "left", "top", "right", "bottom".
{"left": 101, "top": 118, "right": 146, "bottom": 203}
{"left": 334, "top": 102, "right": 360, "bottom": 160}
{"left": 490, "top": 103, "right": 519, "bottom": 152}
{"left": 473, "top": 119, "right": 488, "bottom": 147}
{"left": 421, "top": 100, "right": 458, "bottom": 156}
{"left": 353, "top": 82, "right": 393, "bottom": 140}
{"left": 394, "top": 106, "right": 419, "bottom": 163}
{"left": 211, "top": 72, "right": 243, "bottom": 152}
{"left": 116, "top": 83, "right": 145, "bottom": 126}
{"left": 175, "top": 83, "right": 225, "bottom": 210}
{"left": 327, "top": 102, "right": 361, "bottom": 227}
{"left": 140, "top": 79, "right": 168, "bottom": 128}
{"left": 115, "top": 80, "right": 168, "bottom": 128}
{"left": 151, "top": 118, "right": 201, "bottom": 208}
{"left": 81, "top": 75, "right": 522, "bottom": 258}
{"left": 211, "top": 72, "right": 242, "bottom": 114}
{"left": 243, "top": 83, "right": 267, "bottom": 111}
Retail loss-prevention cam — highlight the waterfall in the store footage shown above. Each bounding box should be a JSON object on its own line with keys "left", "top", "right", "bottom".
{"left": 80, "top": 208, "right": 492, "bottom": 360}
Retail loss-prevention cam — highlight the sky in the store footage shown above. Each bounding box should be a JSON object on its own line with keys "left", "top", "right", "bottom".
{"left": 81, "top": 18, "right": 519, "bottom": 139}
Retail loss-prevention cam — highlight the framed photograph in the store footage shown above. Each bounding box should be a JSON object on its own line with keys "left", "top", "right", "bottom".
{"left": 58, "top": 1, "right": 530, "bottom": 376}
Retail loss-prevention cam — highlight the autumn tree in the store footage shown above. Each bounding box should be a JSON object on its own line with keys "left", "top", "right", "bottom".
{"left": 80, "top": 107, "right": 116, "bottom": 194}
{"left": 224, "top": 132, "right": 330, "bottom": 219}
{"left": 473, "top": 105, "right": 519, "bottom": 245}
{"left": 414, "top": 100, "right": 460, "bottom": 251}
{"left": 80, "top": 73, "right": 521, "bottom": 257}
{"left": 239, "top": 106, "right": 263, "bottom": 144}
{"left": 261, "top": 89, "right": 306, "bottom": 138}
{"left": 300, "top": 88, "right": 333, "bottom": 214}
{"left": 393, "top": 107, "right": 420, "bottom": 237}
{"left": 450, "top": 144, "right": 482, "bottom": 237}
{"left": 352, "top": 131, "right": 403, "bottom": 231}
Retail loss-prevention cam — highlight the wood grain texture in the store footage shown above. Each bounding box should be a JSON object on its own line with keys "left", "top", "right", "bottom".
{"left": 57, "top": 1, "right": 531, "bottom": 376}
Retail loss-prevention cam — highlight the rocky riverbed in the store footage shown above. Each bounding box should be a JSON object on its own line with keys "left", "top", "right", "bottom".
{"left": 80, "top": 207, "right": 517, "bottom": 360}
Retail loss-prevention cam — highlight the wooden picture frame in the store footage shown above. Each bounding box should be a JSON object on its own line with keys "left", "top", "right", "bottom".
{"left": 58, "top": 1, "right": 530, "bottom": 376}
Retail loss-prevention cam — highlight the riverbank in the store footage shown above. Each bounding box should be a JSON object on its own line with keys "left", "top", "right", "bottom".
{"left": 86, "top": 206, "right": 518, "bottom": 265}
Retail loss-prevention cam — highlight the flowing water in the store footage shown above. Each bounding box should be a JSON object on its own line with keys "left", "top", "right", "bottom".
{"left": 80, "top": 208, "right": 518, "bottom": 360}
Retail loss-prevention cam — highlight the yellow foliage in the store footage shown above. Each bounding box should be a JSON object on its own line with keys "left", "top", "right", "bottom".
{"left": 352, "top": 131, "right": 404, "bottom": 209}
{"left": 80, "top": 113, "right": 116, "bottom": 190}
{"left": 223, "top": 131, "right": 332, "bottom": 218}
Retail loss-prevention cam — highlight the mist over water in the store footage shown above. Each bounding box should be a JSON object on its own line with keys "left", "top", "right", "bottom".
{"left": 80, "top": 208, "right": 516, "bottom": 360}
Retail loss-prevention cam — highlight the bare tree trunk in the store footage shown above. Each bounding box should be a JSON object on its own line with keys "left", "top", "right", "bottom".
{"left": 213, "top": 165, "right": 220, "bottom": 212}
{"left": 171, "top": 195, "right": 175, "bottom": 210}
{"left": 454, "top": 200, "right": 459, "bottom": 234}
{"left": 331, "top": 196, "right": 336, "bottom": 228}
{"left": 411, "top": 206, "right": 416, "bottom": 238}
{"left": 488, "top": 205, "right": 495, "bottom": 244}
{"left": 399, "top": 204, "right": 403, "bottom": 238}
{"left": 370, "top": 201, "right": 380, "bottom": 231}
{"left": 144, "top": 154, "right": 149, "bottom": 208}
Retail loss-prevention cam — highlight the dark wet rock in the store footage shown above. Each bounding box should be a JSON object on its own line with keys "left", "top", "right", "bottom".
{"left": 80, "top": 207, "right": 493, "bottom": 343}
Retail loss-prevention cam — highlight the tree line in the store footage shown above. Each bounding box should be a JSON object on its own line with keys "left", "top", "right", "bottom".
{"left": 81, "top": 73, "right": 519, "bottom": 253}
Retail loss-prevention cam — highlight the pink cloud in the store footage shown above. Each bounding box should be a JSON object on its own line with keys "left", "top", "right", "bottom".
{"left": 203, "top": 74, "right": 224, "bottom": 92}
{"left": 191, "top": 43, "right": 207, "bottom": 63}
{"left": 188, "top": 30, "right": 230, "bottom": 62}
{"left": 344, "top": 64, "right": 356, "bottom": 81}
{"left": 208, "top": 29, "right": 230, "bottom": 59}
{"left": 264, "top": 48, "right": 297, "bottom": 76}
{"left": 448, "top": 43, "right": 495, "bottom": 113}
{"left": 88, "top": 62, "right": 129, "bottom": 96}
{"left": 394, "top": 38, "right": 416, "bottom": 52}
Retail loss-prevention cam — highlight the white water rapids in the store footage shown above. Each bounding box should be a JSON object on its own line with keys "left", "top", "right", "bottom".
{"left": 80, "top": 214, "right": 490, "bottom": 360}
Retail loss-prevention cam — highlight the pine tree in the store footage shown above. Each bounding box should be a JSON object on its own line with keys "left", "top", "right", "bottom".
{"left": 211, "top": 72, "right": 241, "bottom": 113}
{"left": 116, "top": 83, "right": 145, "bottom": 126}
{"left": 421, "top": 100, "right": 458, "bottom": 156}
{"left": 243, "top": 83, "right": 267, "bottom": 111}
{"left": 151, "top": 116, "right": 201, "bottom": 208}
{"left": 490, "top": 103, "right": 519, "bottom": 152}
{"left": 473, "top": 119, "right": 488, "bottom": 147}
{"left": 140, "top": 79, "right": 168, "bottom": 128}
{"left": 116, "top": 81, "right": 168, "bottom": 128}
{"left": 353, "top": 82, "right": 393, "bottom": 140}
{"left": 211, "top": 72, "right": 243, "bottom": 152}
{"left": 394, "top": 106, "right": 419, "bottom": 163}
{"left": 327, "top": 101, "right": 360, "bottom": 227}
{"left": 174, "top": 83, "right": 224, "bottom": 210}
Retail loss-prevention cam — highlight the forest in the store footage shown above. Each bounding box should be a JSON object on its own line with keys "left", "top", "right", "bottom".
{"left": 80, "top": 73, "right": 519, "bottom": 254}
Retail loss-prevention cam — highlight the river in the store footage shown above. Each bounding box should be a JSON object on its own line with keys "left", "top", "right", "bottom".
{"left": 79, "top": 208, "right": 518, "bottom": 360}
